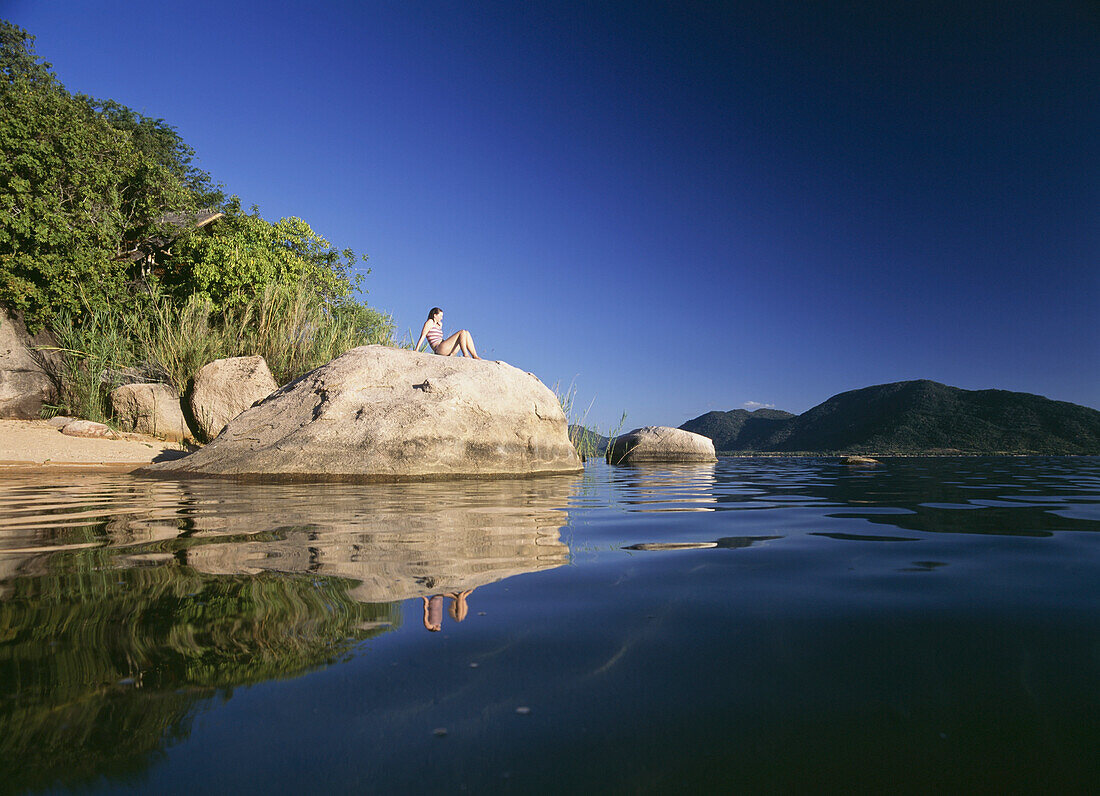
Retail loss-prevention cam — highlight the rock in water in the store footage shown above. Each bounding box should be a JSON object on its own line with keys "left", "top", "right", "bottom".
{"left": 189, "top": 355, "right": 277, "bottom": 441}
{"left": 110, "top": 382, "right": 193, "bottom": 442}
{"left": 840, "top": 455, "right": 880, "bottom": 465}
{"left": 608, "top": 426, "right": 717, "bottom": 463}
{"left": 139, "top": 346, "right": 582, "bottom": 481}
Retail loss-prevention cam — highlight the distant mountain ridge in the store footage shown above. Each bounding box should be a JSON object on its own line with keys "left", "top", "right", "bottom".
{"left": 677, "top": 408, "right": 796, "bottom": 452}
{"left": 680, "top": 380, "right": 1100, "bottom": 454}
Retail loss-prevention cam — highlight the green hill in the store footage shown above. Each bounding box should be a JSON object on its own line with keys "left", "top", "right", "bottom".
{"left": 680, "top": 381, "right": 1100, "bottom": 454}
{"left": 679, "top": 408, "right": 796, "bottom": 451}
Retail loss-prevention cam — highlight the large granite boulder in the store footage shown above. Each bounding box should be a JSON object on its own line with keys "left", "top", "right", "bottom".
{"left": 189, "top": 355, "right": 277, "bottom": 441}
{"left": 110, "top": 382, "right": 193, "bottom": 442}
{"left": 608, "top": 426, "right": 717, "bottom": 464}
{"left": 0, "top": 307, "right": 57, "bottom": 419}
{"left": 140, "top": 345, "right": 582, "bottom": 481}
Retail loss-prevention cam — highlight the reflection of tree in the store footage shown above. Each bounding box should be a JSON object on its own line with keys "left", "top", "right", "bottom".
{"left": 0, "top": 548, "right": 397, "bottom": 793}
{"left": 0, "top": 472, "right": 576, "bottom": 791}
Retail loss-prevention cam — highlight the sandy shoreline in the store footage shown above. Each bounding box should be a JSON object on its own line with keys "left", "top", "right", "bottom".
{"left": 0, "top": 419, "right": 182, "bottom": 472}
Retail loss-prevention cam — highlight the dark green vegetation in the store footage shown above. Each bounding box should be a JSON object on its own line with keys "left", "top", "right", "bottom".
{"left": 0, "top": 545, "right": 397, "bottom": 793}
{"left": 681, "top": 380, "right": 1100, "bottom": 455}
{"left": 677, "top": 408, "right": 795, "bottom": 452}
{"left": 0, "top": 22, "right": 392, "bottom": 419}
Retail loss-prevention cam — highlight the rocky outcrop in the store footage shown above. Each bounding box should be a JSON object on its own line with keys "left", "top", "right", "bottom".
{"left": 140, "top": 345, "right": 583, "bottom": 481}
{"left": 110, "top": 382, "right": 192, "bottom": 442}
{"left": 608, "top": 426, "right": 717, "bottom": 464}
{"left": 188, "top": 355, "right": 277, "bottom": 441}
{"left": 0, "top": 308, "right": 57, "bottom": 419}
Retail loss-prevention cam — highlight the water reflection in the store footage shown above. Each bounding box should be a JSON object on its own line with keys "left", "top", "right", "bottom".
{"left": 2, "top": 459, "right": 1098, "bottom": 793}
{"left": 603, "top": 457, "right": 1100, "bottom": 539}
{"left": 610, "top": 463, "right": 718, "bottom": 512}
{"left": 0, "top": 474, "right": 576, "bottom": 603}
{"left": 0, "top": 472, "right": 577, "bottom": 791}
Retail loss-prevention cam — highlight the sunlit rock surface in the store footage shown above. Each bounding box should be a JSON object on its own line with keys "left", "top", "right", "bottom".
{"left": 110, "top": 382, "right": 192, "bottom": 442}
{"left": 141, "top": 345, "right": 582, "bottom": 481}
{"left": 189, "top": 355, "right": 277, "bottom": 441}
{"left": 609, "top": 426, "right": 717, "bottom": 463}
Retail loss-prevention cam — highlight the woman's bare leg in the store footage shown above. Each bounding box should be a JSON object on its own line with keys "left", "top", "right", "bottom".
{"left": 434, "top": 332, "right": 464, "bottom": 356}
{"left": 433, "top": 330, "right": 481, "bottom": 359}
{"left": 459, "top": 329, "right": 481, "bottom": 359}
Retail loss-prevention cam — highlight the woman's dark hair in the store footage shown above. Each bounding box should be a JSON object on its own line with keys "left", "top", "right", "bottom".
{"left": 428, "top": 307, "right": 443, "bottom": 320}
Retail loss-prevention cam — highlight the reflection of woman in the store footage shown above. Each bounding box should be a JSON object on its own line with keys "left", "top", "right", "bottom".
{"left": 415, "top": 307, "right": 481, "bottom": 359}
{"left": 421, "top": 590, "right": 474, "bottom": 632}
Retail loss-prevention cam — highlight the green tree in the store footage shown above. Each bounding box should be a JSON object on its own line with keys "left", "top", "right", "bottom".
{"left": 79, "top": 95, "right": 224, "bottom": 208}
{"left": 0, "top": 22, "right": 192, "bottom": 330}
{"left": 162, "top": 199, "right": 370, "bottom": 312}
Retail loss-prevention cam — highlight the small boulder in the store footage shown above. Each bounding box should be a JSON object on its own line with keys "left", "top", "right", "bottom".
{"left": 608, "top": 426, "right": 717, "bottom": 464}
{"left": 0, "top": 307, "right": 57, "bottom": 419}
{"left": 841, "top": 455, "right": 881, "bottom": 465}
{"left": 61, "top": 420, "right": 118, "bottom": 439}
{"left": 189, "top": 355, "right": 277, "bottom": 441}
{"left": 140, "top": 345, "right": 582, "bottom": 481}
{"left": 110, "top": 382, "right": 192, "bottom": 442}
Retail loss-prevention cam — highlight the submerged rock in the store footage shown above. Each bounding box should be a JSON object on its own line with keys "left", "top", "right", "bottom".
{"left": 841, "top": 455, "right": 881, "bottom": 465}
{"left": 139, "top": 345, "right": 582, "bottom": 481}
{"left": 110, "top": 382, "right": 192, "bottom": 442}
{"left": 189, "top": 355, "right": 277, "bottom": 441}
{"left": 608, "top": 426, "right": 717, "bottom": 464}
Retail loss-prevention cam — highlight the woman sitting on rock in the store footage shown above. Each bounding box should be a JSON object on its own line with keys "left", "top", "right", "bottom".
{"left": 414, "top": 307, "right": 481, "bottom": 359}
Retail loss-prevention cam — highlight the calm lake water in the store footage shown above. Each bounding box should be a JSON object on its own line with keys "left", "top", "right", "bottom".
{"left": 1, "top": 457, "right": 1098, "bottom": 793}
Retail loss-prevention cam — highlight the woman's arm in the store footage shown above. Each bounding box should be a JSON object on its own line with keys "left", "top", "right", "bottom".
{"left": 414, "top": 320, "right": 430, "bottom": 352}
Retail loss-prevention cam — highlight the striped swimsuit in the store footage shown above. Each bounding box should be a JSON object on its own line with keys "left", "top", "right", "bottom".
{"left": 425, "top": 323, "right": 444, "bottom": 352}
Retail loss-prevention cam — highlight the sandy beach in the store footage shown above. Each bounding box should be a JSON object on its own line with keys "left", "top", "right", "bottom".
{"left": 0, "top": 419, "right": 181, "bottom": 472}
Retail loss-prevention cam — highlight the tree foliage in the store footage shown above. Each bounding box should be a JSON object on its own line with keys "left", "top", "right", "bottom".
{"left": 79, "top": 95, "right": 224, "bottom": 208}
{"left": 1, "top": 21, "right": 393, "bottom": 414}
{"left": 161, "top": 199, "right": 366, "bottom": 312}
{"left": 0, "top": 21, "right": 193, "bottom": 330}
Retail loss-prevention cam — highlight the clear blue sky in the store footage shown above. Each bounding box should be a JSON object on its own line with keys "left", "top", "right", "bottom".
{"left": 4, "top": 0, "right": 1097, "bottom": 429}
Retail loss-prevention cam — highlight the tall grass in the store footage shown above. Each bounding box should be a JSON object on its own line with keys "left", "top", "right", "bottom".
{"left": 40, "top": 283, "right": 395, "bottom": 419}
{"left": 554, "top": 379, "right": 626, "bottom": 463}
{"left": 231, "top": 282, "right": 388, "bottom": 385}
{"left": 135, "top": 293, "right": 233, "bottom": 395}
{"left": 604, "top": 410, "right": 629, "bottom": 464}
{"left": 41, "top": 310, "right": 140, "bottom": 422}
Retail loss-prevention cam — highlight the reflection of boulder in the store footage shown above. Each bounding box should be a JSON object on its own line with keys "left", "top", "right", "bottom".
{"left": 0, "top": 474, "right": 194, "bottom": 599}
{"left": 0, "top": 471, "right": 575, "bottom": 790}
{"left": 615, "top": 462, "right": 718, "bottom": 512}
{"left": 178, "top": 476, "right": 574, "bottom": 601}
